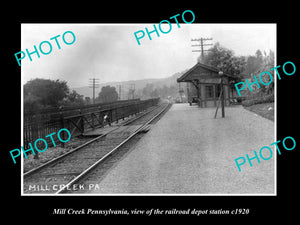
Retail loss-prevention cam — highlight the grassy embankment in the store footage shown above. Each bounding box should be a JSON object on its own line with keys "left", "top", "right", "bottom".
{"left": 243, "top": 102, "right": 274, "bottom": 121}
{"left": 241, "top": 93, "right": 274, "bottom": 121}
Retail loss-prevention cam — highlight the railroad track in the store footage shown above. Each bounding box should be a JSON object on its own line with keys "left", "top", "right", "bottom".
{"left": 23, "top": 102, "right": 171, "bottom": 194}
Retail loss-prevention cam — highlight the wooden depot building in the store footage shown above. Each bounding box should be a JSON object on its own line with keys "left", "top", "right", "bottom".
{"left": 177, "top": 62, "right": 237, "bottom": 107}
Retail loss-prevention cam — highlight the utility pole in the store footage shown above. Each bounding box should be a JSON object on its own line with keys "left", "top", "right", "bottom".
{"left": 89, "top": 78, "right": 99, "bottom": 104}
{"left": 191, "top": 37, "right": 213, "bottom": 62}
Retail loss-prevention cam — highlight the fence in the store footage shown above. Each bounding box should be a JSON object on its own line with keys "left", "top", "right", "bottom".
{"left": 23, "top": 98, "right": 160, "bottom": 149}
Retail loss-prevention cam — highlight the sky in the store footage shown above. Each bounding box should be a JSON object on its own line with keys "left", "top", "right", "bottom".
{"left": 21, "top": 23, "right": 276, "bottom": 88}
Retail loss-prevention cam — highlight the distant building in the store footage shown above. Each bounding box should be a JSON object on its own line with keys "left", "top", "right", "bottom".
{"left": 177, "top": 62, "right": 239, "bottom": 107}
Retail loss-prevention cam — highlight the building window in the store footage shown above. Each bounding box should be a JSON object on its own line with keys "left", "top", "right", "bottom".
{"left": 205, "top": 85, "right": 214, "bottom": 98}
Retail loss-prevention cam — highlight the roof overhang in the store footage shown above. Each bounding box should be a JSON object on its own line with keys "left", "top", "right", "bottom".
{"left": 177, "top": 62, "right": 235, "bottom": 83}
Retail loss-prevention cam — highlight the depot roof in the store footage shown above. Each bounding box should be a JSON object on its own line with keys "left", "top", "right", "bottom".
{"left": 177, "top": 62, "right": 235, "bottom": 83}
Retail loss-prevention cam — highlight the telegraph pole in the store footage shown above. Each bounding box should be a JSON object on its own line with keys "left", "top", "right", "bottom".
{"left": 191, "top": 37, "right": 213, "bottom": 62}
{"left": 89, "top": 78, "right": 99, "bottom": 104}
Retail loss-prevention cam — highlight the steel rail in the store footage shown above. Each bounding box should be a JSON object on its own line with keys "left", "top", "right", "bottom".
{"left": 23, "top": 104, "right": 163, "bottom": 178}
{"left": 55, "top": 103, "right": 171, "bottom": 194}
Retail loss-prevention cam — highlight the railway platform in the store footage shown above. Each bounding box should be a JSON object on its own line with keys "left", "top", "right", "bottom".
{"left": 87, "top": 103, "right": 275, "bottom": 194}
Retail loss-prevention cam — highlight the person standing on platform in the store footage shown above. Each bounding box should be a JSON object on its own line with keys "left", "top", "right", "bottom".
{"left": 104, "top": 113, "right": 111, "bottom": 126}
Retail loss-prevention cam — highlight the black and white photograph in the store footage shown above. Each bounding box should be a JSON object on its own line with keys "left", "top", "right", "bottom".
{"left": 20, "top": 23, "right": 276, "bottom": 195}
{"left": 4, "top": 5, "right": 298, "bottom": 220}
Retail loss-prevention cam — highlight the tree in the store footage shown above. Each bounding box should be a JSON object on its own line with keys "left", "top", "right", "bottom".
{"left": 244, "top": 56, "right": 261, "bottom": 75}
{"left": 255, "top": 49, "right": 263, "bottom": 61}
{"left": 24, "top": 93, "right": 42, "bottom": 111}
{"left": 202, "top": 42, "right": 246, "bottom": 91}
{"left": 202, "top": 42, "right": 246, "bottom": 78}
{"left": 24, "top": 78, "right": 69, "bottom": 109}
{"left": 63, "top": 90, "right": 85, "bottom": 106}
{"left": 96, "top": 86, "right": 118, "bottom": 103}
{"left": 142, "top": 83, "right": 154, "bottom": 98}
{"left": 243, "top": 49, "right": 268, "bottom": 76}
{"left": 243, "top": 49, "right": 275, "bottom": 94}
{"left": 150, "top": 89, "right": 159, "bottom": 98}
{"left": 255, "top": 49, "right": 275, "bottom": 94}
